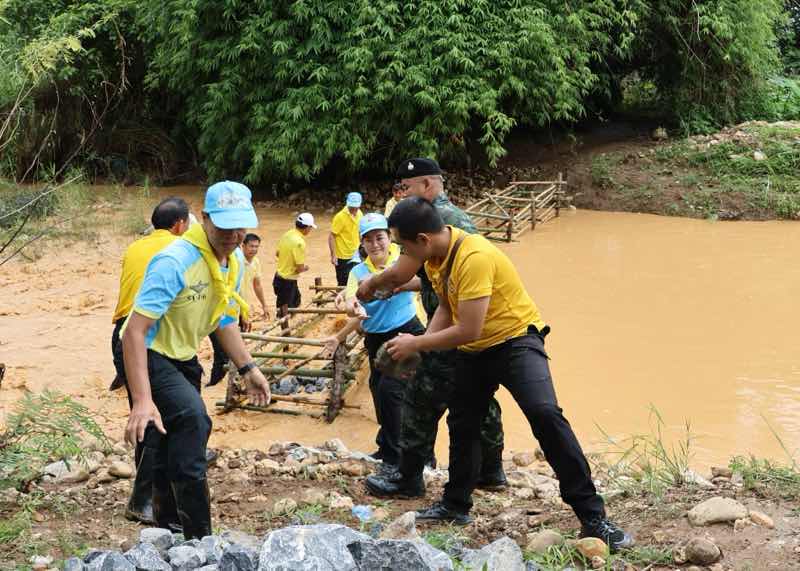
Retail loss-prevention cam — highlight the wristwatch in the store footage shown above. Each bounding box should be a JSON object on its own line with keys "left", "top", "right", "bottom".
{"left": 237, "top": 362, "right": 258, "bottom": 376}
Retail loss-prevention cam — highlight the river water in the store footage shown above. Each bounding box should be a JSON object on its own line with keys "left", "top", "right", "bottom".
{"left": 1, "top": 188, "right": 798, "bottom": 469}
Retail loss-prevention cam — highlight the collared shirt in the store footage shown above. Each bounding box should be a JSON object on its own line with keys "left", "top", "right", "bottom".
{"left": 276, "top": 228, "right": 306, "bottom": 280}
{"left": 112, "top": 229, "right": 178, "bottom": 323}
{"left": 345, "top": 243, "right": 416, "bottom": 333}
{"left": 418, "top": 193, "right": 477, "bottom": 318}
{"left": 425, "top": 226, "right": 545, "bottom": 352}
{"left": 384, "top": 197, "right": 397, "bottom": 218}
{"left": 330, "top": 206, "right": 363, "bottom": 259}
{"left": 127, "top": 239, "right": 244, "bottom": 361}
{"left": 243, "top": 255, "right": 263, "bottom": 302}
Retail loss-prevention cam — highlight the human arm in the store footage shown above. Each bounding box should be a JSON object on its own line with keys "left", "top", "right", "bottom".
{"left": 386, "top": 297, "right": 490, "bottom": 360}
{"left": 394, "top": 276, "right": 421, "bottom": 293}
{"left": 123, "top": 312, "right": 166, "bottom": 445}
{"left": 328, "top": 232, "right": 337, "bottom": 265}
{"left": 213, "top": 322, "right": 271, "bottom": 406}
{"left": 322, "top": 317, "right": 363, "bottom": 356}
{"left": 355, "top": 254, "right": 422, "bottom": 301}
{"left": 252, "top": 276, "right": 269, "bottom": 319}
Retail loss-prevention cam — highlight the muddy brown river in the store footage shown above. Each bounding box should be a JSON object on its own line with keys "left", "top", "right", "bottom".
{"left": 1, "top": 189, "right": 798, "bottom": 469}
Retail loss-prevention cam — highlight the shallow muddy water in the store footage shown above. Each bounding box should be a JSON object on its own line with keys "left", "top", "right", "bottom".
{"left": 1, "top": 186, "right": 797, "bottom": 469}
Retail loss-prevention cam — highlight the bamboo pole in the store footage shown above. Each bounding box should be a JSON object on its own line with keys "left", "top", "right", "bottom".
{"left": 268, "top": 394, "right": 361, "bottom": 409}
{"left": 287, "top": 308, "right": 347, "bottom": 315}
{"left": 269, "top": 348, "right": 329, "bottom": 384}
{"left": 242, "top": 333, "right": 327, "bottom": 347}
{"left": 251, "top": 351, "right": 333, "bottom": 361}
{"left": 308, "top": 285, "right": 344, "bottom": 291}
{"left": 469, "top": 211, "right": 512, "bottom": 222}
{"left": 556, "top": 172, "right": 563, "bottom": 217}
{"left": 326, "top": 344, "right": 348, "bottom": 422}
{"left": 531, "top": 189, "right": 536, "bottom": 230}
{"left": 215, "top": 402, "right": 323, "bottom": 418}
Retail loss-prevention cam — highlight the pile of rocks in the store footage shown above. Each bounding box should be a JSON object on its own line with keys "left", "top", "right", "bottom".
{"left": 59, "top": 513, "right": 534, "bottom": 571}
{"left": 269, "top": 375, "right": 328, "bottom": 396}
{"left": 40, "top": 441, "right": 135, "bottom": 488}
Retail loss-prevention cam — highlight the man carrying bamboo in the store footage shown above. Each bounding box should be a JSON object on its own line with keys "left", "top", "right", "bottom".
{"left": 121, "top": 181, "right": 270, "bottom": 539}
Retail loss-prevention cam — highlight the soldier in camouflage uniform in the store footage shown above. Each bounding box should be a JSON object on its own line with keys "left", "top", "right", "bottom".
{"left": 360, "top": 158, "right": 507, "bottom": 499}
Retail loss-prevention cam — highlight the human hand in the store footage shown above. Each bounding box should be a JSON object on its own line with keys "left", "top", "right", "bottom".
{"left": 322, "top": 336, "right": 340, "bottom": 358}
{"left": 334, "top": 290, "right": 347, "bottom": 309}
{"left": 262, "top": 306, "right": 271, "bottom": 321}
{"left": 243, "top": 368, "right": 271, "bottom": 407}
{"left": 239, "top": 318, "right": 252, "bottom": 333}
{"left": 386, "top": 333, "right": 419, "bottom": 362}
{"left": 331, "top": 255, "right": 338, "bottom": 266}
{"left": 356, "top": 277, "right": 376, "bottom": 302}
{"left": 347, "top": 300, "right": 368, "bottom": 321}
{"left": 125, "top": 399, "right": 165, "bottom": 446}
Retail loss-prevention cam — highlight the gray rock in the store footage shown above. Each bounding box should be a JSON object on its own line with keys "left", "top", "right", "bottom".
{"left": 64, "top": 557, "right": 85, "bottom": 571}
{"left": 258, "top": 524, "right": 370, "bottom": 570}
{"left": 196, "top": 567, "right": 219, "bottom": 571}
{"left": 461, "top": 536, "right": 524, "bottom": 571}
{"left": 198, "top": 536, "right": 226, "bottom": 564}
{"left": 219, "top": 531, "right": 261, "bottom": 553}
{"left": 86, "top": 553, "right": 136, "bottom": 571}
{"left": 84, "top": 551, "right": 108, "bottom": 564}
{"left": 140, "top": 528, "right": 175, "bottom": 555}
{"left": 379, "top": 512, "right": 418, "bottom": 540}
{"left": 525, "top": 563, "right": 543, "bottom": 571}
{"left": 124, "top": 542, "right": 171, "bottom": 571}
{"left": 685, "top": 538, "right": 721, "bottom": 565}
{"left": 219, "top": 544, "right": 259, "bottom": 571}
{"left": 167, "top": 545, "right": 207, "bottom": 571}
{"left": 348, "top": 539, "right": 453, "bottom": 571}
{"left": 688, "top": 496, "right": 748, "bottom": 526}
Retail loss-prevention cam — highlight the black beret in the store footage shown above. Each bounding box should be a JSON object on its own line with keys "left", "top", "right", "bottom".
{"left": 395, "top": 158, "right": 442, "bottom": 179}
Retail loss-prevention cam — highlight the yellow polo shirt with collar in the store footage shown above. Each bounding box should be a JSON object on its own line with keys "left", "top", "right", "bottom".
{"left": 330, "top": 206, "right": 362, "bottom": 259}
{"left": 112, "top": 229, "right": 179, "bottom": 323}
{"left": 425, "top": 226, "right": 545, "bottom": 352}
{"left": 276, "top": 228, "right": 306, "bottom": 280}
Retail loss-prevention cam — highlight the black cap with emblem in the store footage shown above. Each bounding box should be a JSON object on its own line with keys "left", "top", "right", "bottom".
{"left": 395, "top": 157, "right": 442, "bottom": 179}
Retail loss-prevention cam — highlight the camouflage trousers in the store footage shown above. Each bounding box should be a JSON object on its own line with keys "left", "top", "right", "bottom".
{"left": 398, "top": 348, "right": 504, "bottom": 477}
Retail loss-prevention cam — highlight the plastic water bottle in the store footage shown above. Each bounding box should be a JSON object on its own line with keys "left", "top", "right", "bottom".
{"left": 351, "top": 505, "right": 374, "bottom": 522}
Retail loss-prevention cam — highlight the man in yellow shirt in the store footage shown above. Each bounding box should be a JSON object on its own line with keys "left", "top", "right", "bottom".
{"left": 110, "top": 197, "right": 190, "bottom": 525}
{"left": 274, "top": 212, "right": 314, "bottom": 314}
{"left": 382, "top": 197, "right": 633, "bottom": 552}
{"left": 241, "top": 233, "right": 269, "bottom": 319}
{"left": 328, "top": 192, "right": 363, "bottom": 285}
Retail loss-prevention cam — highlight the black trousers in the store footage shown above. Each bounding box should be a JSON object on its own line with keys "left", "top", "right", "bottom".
{"left": 335, "top": 259, "right": 357, "bottom": 286}
{"left": 208, "top": 330, "right": 230, "bottom": 386}
{"left": 443, "top": 329, "right": 605, "bottom": 521}
{"left": 363, "top": 316, "right": 425, "bottom": 466}
{"left": 272, "top": 273, "right": 301, "bottom": 308}
{"left": 111, "top": 318, "right": 126, "bottom": 385}
{"left": 140, "top": 351, "right": 211, "bottom": 483}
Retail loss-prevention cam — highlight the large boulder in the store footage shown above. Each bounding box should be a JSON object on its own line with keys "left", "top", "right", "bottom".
{"left": 346, "top": 539, "right": 453, "bottom": 571}
{"left": 123, "top": 542, "right": 171, "bottom": 571}
{"left": 460, "top": 537, "right": 524, "bottom": 571}
{"left": 85, "top": 552, "right": 136, "bottom": 571}
{"left": 219, "top": 543, "right": 259, "bottom": 571}
{"left": 258, "top": 524, "right": 370, "bottom": 570}
{"left": 198, "top": 536, "right": 226, "bottom": 564}
{"left": 139, "top": 529, "right": 174, "bottom": 556}
{"left": 167, "top": 545, "right": 207, "bottom": 571}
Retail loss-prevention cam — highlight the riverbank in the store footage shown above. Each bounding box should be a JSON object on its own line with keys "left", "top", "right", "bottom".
{"left": 1, "top": 438, "right": 798, "bottom": 569}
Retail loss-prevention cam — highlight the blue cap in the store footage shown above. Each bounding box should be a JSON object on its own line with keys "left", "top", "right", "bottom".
{"left": 359, "top": 212, "right": 388, "bottom": 237}
{"left": 346, "top": 192, "right": 362, "bottom": 208}
{"left": 203, "top": 181, "right": 258, "bottom": 229}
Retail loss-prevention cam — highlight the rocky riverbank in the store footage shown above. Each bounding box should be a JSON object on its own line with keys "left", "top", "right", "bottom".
{"left": 1, "top": 439, "right": 799, "bottom": 570}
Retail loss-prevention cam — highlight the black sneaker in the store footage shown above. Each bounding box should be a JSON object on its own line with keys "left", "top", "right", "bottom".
{"left": 364, "top": 473, "right": 425, "bottom": 498}
{"left": 416, "top": 501, "right": 472, "bottom": 526}
{"left": 369, "top": 449, "right": 384, "bottom": 461}
{"left": 377, "top": 462, "right": 399, "bottom": 479}
{"left": 580, "top": 516, "right": 634, "bottom": 552}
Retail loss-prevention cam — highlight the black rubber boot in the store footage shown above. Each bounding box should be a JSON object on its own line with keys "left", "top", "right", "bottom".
{"left": 364, "top": 472, "right": 425, "bottom": 498}
{"left": 172, "top": 479, "right": 212, "bottom": 540}
{"left": 476, "top": 453, "right": 508, "bottom": 490}
{"left": 124, "top": 446, "right": 156, "bottom": 525}
{"left": 152, "top": 472, "right": 181, "bottom": 532}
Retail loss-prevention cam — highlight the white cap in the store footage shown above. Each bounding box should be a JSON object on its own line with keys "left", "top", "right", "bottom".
{"left": 297, "top": 212, "right": 317, "bottom": 228}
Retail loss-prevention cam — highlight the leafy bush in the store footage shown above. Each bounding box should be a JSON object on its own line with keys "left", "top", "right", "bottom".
{"left": 139, "top": 0, "right": 642, "bottom": 183}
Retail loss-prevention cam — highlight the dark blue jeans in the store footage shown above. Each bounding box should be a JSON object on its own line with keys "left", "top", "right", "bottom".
{"left": 141, "top": 350, "right": 211, "bottom": 483}
{"left": 443, "top": 329, "right": 605, "bottom": 521}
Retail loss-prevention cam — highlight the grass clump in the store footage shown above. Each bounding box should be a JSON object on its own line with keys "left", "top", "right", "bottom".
{"left": 594, "top": 406, "right": 694, "bottom": 499}
{"left": 729, "top": 456, "right": 800, "bottom": 500}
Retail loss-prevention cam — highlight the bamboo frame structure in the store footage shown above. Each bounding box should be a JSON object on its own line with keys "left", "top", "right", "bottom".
{"left": 464, "top": 173, "right": 568, "bottom": 242}
{"left": 219, "top": 278, "right": 367, "bottom": 422}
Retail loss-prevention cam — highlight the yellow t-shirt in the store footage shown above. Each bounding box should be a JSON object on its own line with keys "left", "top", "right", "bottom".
{"left": 425, "top": 226, "right": 545, "bottom": 352}
{"left": 384, "top": 197, "right": 397, "bottom": 218}
{"left": 243, "top": 255, "right": 263, "bottom": 303}
{"left": 276, "top": 228, "right": 306, "bottom": 280}
{"left": 330, "top": 207, "right": 363, "bottom": 259}
{"left": 112, "top": 229, "right": 179, "bottom": 323}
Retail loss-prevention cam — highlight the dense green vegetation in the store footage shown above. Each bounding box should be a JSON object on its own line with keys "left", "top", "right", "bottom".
{"left": 0, "top": 0, "right": 798, "bottom": 185}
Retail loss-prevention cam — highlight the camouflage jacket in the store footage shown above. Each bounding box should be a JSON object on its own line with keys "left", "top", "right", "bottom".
{"left": 418, "top": 193, "right": 476, "bottom": 317}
